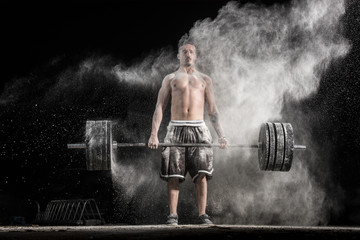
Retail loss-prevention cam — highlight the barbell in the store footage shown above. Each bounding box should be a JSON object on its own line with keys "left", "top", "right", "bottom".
{"left": 67, "top": 120, "right": 306, "bottom": 171}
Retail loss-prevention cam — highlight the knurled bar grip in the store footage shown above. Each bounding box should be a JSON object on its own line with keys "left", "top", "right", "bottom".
{"left": 67, "top": 142, "right": 306, "bottom": 149}
{"left": 118, "top": 143, "right": 258, "bottom": 148}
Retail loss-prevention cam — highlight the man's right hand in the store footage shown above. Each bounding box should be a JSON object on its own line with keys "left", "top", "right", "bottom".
{"left": 148, "top": 134, "right": 159, "bottom": 149}
{"left": 219, "top": 137, "right": 229, "bottom": 149}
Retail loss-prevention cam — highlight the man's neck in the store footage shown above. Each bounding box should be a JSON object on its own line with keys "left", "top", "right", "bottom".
{"left": 179, "top": 65, "right": 196, "bottom": 74}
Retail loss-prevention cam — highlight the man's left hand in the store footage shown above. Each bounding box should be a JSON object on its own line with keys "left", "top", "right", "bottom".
{"left": 218, "top": 137, "right": 228, "bottom": 149}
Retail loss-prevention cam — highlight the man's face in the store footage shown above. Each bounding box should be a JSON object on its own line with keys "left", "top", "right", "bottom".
{"left": 178, "top": 44, "right": 197, "bottom": 67}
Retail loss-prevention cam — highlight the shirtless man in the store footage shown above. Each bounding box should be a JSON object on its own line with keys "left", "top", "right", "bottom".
{"left": 148, "top": 43, "right": 228, "bottom": 225}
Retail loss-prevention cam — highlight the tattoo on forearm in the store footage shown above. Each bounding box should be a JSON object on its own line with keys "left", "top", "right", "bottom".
{"left": 209, "top": 112, "right": 224, "bottom": 138}
{"left": 209, "top": 113, "right": 219, "bottom": 124}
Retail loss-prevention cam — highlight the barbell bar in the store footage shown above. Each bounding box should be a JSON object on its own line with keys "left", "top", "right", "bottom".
{"left": 67, "top": 120, "right": 306, "bottom": 171}
{"left": 68, "top": 142, "right": 306, "bottom": 149}
{"left": 68, "top": 143, "right": 260, "bottom": 148}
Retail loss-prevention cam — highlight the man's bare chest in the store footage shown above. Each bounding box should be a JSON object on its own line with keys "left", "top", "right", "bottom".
{"left": 170, "top": 74, "right": 206, "bottom": 91}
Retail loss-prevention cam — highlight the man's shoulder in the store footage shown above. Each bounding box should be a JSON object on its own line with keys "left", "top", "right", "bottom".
{"left": 164, "top": 72, "right": 176, "bottom": 81}
{"left": 160, "top": 73, "right": 176, "bottom": 88}
{"left": 196, "top": 71, "right": 212, "bottom": 84}
{"left": 164, "top": 72, "right": 175, "bottom": 80}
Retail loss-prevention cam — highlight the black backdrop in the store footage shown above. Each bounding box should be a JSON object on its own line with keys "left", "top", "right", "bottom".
{"left": 0, "top": 0, "right": 359, "bottom": 225}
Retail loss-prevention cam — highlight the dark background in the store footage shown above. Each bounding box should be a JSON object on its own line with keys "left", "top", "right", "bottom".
{"left": 0, "top": 0, "right": 359, "bottom": 226}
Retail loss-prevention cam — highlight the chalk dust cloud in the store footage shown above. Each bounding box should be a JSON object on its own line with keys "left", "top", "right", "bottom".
{"left": 111, "top": 0, "right": 349, "bottom": 225}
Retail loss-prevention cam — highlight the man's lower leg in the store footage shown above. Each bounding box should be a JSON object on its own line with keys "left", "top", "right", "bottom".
{"left": 195, "top": 174, "right": 207, "bottom": 216}
{"left": 194, "top": 174, "right": 213, "bottom": 224}
{"left": 168, "top": 178, "right": 180, "bottom": 215}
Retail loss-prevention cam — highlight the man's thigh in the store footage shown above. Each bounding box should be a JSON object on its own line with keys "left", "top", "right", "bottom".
{"left": 161, "top": 146, "right": 186, "bottom": 181}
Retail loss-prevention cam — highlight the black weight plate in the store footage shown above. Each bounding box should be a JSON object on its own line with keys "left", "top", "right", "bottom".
{"left": 273, "top": 123, "right": 285, "bottom": 171}
{"left": 281, "top": 123, "right": 294, "bottom": 171}
{"left": 85, "top": 120, "right": 112, "bottom": 171}
{"left": 266, "top": 122, "right": 276, "bottom": 171}
{"left": 258, "top": 123, "right": 270, "bottom": 170}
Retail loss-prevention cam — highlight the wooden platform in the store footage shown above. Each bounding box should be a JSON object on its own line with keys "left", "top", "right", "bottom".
{"left": 1, "top": 225, "right": 360, "bottom": 239}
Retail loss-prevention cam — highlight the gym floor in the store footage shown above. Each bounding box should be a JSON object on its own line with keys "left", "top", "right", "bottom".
{"left": 1, "top": 225, "right": 360, "bottom": 240}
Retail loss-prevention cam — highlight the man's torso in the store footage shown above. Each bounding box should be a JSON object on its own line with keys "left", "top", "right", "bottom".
{"left": 169, "top": 71, "right": 207, "bottom": 121}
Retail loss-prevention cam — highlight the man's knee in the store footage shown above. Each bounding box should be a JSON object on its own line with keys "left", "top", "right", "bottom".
{"left": 168, "top": 177, "right": 180, "bottom": 189}
{"left": 195, "top": 173, "right": 207, "bottom": 184}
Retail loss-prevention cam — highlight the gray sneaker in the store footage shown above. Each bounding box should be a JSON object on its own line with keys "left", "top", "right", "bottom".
{"left": 197, "top": 214, "right": 214, "bottom": 225}
{"left": 166, "top": 214, "right": 178, "bottom": 225}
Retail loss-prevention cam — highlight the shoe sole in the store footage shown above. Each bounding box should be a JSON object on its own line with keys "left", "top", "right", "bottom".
{"left": 166, "top": 223, "right": 178, "bottom": 225}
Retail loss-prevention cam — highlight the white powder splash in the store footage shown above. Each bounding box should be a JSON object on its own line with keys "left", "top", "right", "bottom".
{"left": 110, "top": 0, "right": 350, "bottom": 225}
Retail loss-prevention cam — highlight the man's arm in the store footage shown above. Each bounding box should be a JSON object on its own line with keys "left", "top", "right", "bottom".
{"left": 148, "top": 75, "right": 172, "bottom": 149}
{"left": 204, "top": 75, "right": 228, "bottom": 149}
